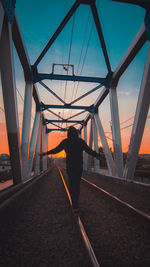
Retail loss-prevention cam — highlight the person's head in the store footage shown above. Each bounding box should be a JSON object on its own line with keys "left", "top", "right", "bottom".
{"left": 67, "top": 126, "right": 78, "bottom": 139}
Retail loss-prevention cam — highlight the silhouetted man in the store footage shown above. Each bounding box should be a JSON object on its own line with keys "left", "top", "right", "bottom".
{"left": 41, "top": 126, "right": 100, "bottom": 211}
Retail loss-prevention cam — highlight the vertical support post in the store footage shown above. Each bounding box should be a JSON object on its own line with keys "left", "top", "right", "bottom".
{"left": 78, "top": 131, "right": 81, "bottom": 138}
{"left": 40, "top": 122, "right": 44, "bottom": 172}
{"left": 93, "top": 118, "right": 99, "bottom": 172}
{"left": 87, "top": 117, "right": 93, "bottom": 171}
{"left": 109, "top": 86, "right": 123, "bottom": 177}
{"left": 45, "top": 132, "right": 48, "bottom": 170}
{"left": 83, "top": 125, "right": 88, "bottom": 171}
{"left": 21, "top": 82, "right": 33, "bottom": 179}
{"left": 42, "top": 125, "right": 47, "bottom": 171}
{"left": 0, "top": 16, "right": 22, "bottom": 184}
{"left": 94, "top": 113, "right": 116, "bottom": 176}
{"left": 0, "top": 2, "right": 4, "bottom": 38}
{"left": 124, "top": 43, "right": 150, "bottom": 180}
{"left": 28, "top": 111, "right": 40, "bottom": 177}
{"left": 34, "top": 115, "right": 41, "bottom": 175}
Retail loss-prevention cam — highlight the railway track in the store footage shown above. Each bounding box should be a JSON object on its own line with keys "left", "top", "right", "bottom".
{"left": 60, "top": 167, "right": 150, "bottom": 267}
{"left": 58, "top": 167, "right": 100, "bottom": 267}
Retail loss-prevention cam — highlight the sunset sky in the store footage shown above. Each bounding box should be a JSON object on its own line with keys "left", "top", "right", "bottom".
{"left": 0, "top": 0, "right": 150, "bottom": 156}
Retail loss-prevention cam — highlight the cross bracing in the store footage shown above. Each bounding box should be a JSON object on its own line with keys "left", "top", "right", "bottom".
{"left": 0, "top": 0, "right": 150, "bottom": 185}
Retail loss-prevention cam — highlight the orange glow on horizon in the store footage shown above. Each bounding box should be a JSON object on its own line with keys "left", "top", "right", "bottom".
{"left": 0, "top": 123, "right": 150, "bottom": 156}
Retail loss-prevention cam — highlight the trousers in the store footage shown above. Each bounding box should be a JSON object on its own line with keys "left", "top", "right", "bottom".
{"left": 67, "top": 167, "right": 82, "bottom": 209}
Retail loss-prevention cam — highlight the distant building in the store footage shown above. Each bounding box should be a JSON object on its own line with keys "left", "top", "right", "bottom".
{"left": 0, "top": 154, "right": 11, "bottom": 172}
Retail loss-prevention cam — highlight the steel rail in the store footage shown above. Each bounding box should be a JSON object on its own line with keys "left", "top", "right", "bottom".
{"left": 58, "top": 168, "right": 101, "bottom": 267}
{"left": 82, "top": 177, "right": 150, "bottom": 222}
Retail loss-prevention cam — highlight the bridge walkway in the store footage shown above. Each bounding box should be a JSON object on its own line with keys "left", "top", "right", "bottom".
{"left": 0, "top": 163, "right": 150, "bottom": 266}
{"left": 0, "top": 165, "right": 90, "bottom": 267}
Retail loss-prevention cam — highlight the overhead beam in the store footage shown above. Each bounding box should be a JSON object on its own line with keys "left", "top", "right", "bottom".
{"left": 12, "top": 12, "right": 32, "bottom": 81}
{"left": 110, "top": 0, "right": 150, "bottom": 10}
{"left": 65, "top": 110, "right": 86, "bottom": 120}
{"left": 41, "top": 103, "right": 94, "bottom": 112}
{"left": 70, "top": 84, "right": 103, "bottom": 105}
{"left": 44, "top": 119, "right": 84, "bottom": 124}
{"left": 39, "top": 81, "right": 66, "bottom": 104}
{"left": 0, "top": 2, "right": 4, "bottom": 38}
{"left": 90, "top": 0, "right": 111, "bottom": 72}
{"left": 34, "top": 73, "right": 106, "bottom": 84}
{"left": 47, "top": 128, "right": 68, "bottom": 133}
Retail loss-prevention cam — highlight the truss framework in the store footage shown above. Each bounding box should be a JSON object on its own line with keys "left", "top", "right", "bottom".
{"left": 0, "top": 0, "right": 150, "bottom": 184}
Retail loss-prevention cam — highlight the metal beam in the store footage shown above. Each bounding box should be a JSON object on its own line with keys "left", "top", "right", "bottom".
{"left": 94, "top": 113, "right": 116, "bottom": 175}
{"left": 33, "top": 84, "right": 41, "bottom": 111}
{"left": 35, "top": 73, "right": 106, "bottom": 84}
{"left": 21, "top": 82, "right": 33, "bottom": 180}
{"left": 0, "top": 16, "right": 22, "bottom": 184}
{"left": 41, "top": 103, "right": 94, "bottom": 111}
{"left": 34, "top": 116, "right": 41, "bottom": 175}
{"left": 70, "top": 84, "right": 104, "bottom": 105}
{"left": 47, "top": 109, "right": 64, "bottom": 120}
{"left": 49, "top": 121, "right": 65, "bottom": 129}
{"left": 110, "top": 0, "right": 150, "bottom": 10}
{"left": 90, "top": 1, "right": 111, "bottom": 72}
{"left": 1, "top": 0, "right": 16, "bottom": 24}
{"left": 87, "top": 116, "right": 94, "bottom": 170}
{"left": 83, "top": 125, "right": 88, "bottom": 171}
{"left": 109, "top": 86, "right": 123, "bottom": 177}
{"left": 65, "top": 110, "right": 86, "bottom": 120}
{"left": 42, "top": 125, "right": 48, "bottom": 171}
{"left": 33, "top": 0, "right": 80, "bottom": 66}
{"left": 79, "top": 87, "right": 109, "bottom": 131}
{"left": 124, "top": 42, "right": 150, "bottom": 180}
{"left": 44, "top": 119, "right": 84, "bottom": 124}
{"left": 93, "top": 118, "right": 99, "bottom": 172}
{"left": 47, "top": 128, "right": 68, "bottom": 133}
{"left": 0, "top": 2, "right": 4, "bottom": 38}
{"left": 12, "top": 11, "right": 32, "bottom": 81}
{"left": 28, "top": 112, "right": 40, "bottom": 177}
{"left": 39, "top": 81, "right": 66, "bottom": 104}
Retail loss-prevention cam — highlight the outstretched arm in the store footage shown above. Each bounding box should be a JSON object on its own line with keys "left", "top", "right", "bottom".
{"left": 40, "top": 140, "right": 65, "bottom": 156}
{"left": 82, "top": 140, "right": 100, "bottom": 160}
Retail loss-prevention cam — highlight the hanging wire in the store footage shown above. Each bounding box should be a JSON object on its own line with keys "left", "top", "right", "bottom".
{"left": 120, "top": 115, "right": 134, "bottom": 125}
{"left": 69, "top": 9, "right": 91, "bottom": 104}
{"left": 63, "top": 12, "right": 76, "bottom": 103}
{"left": 73, "top": 0, "right": 100, "bottom": 102}
{"left": 0, "top": 106, "right": 5, "bottom": 113}
{"left": 16, "top": 87, "right": 24, "bottom": 103}
{"left": 67, "top": 0, "right": 101, "bottom": 121}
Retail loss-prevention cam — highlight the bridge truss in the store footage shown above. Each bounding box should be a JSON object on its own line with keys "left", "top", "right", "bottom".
{"left": 0, "top": 0, "right": 150, "bottom": 185}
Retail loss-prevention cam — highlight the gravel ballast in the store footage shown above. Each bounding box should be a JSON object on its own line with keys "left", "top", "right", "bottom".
{"left": 83, "top": 171, "right": 150, "bottom": 216}
{"left": 60, "top": 167, "right": 150, "bottom": 267}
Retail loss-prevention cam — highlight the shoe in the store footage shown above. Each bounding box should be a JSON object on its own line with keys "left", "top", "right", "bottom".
{"left": 73, "top": 208, "right": 79, "bottom": 216}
